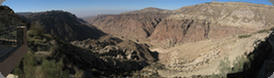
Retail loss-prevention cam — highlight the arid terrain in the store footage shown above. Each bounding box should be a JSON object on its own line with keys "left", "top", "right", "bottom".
{"left": 88, "top": 2, "right": 274, "bottom": 47}
{"left": 0, "top": 1, "right": 274, "bottom": 78}
{"left": 85, "top": 2, "right": 274, "bottom": 78}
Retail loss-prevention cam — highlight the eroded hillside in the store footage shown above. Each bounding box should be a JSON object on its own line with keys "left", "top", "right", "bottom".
{"left": 89, "top": 8, "right": 171, "bottom": 41}
{"left": 84, "top": 2, "right": 274, "bottom": 78}
{"left": 87, "top": 2, "right": 274, "bottom": 48}
{"left": 0, "top": 1, "right": 272, "bottom": 78}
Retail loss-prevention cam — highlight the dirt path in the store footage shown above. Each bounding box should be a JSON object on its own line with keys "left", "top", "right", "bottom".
{"left": 0, "top": 45, "right": 27, "bottom": 76}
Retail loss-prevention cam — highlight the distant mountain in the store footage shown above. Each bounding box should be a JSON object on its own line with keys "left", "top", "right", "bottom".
{"left": 19, "top": 11, "right": 106, "bottom": 41}
{"left": 122, "top": 7, "right": 172, "bottom": 14}
{"left": 87, "top": 2, "right": 274, "bottom": 47}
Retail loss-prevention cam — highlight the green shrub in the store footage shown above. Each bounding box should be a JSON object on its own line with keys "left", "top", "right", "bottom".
{"left": 257, "top": 29, "right": 269, "bottom": 33}
{"left": 219, "top": 57, "right": 231, "bottom": 77}
{"left": 238, "top": 34, "right": 252, "bottom": 39}
{"left": 218, "top": 56, "right": 250, "bottom": 78}
{"left": 231, "top": 56, "right": 249, "bottom": 73}
{"left": 23, "top": 52, "right": 36, "bottom": 78}
{"left": 40, "top": 59, "right": 69, "bottom": 78}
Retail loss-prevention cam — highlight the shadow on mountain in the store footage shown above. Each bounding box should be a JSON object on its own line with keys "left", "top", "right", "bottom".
{"left": 227, "top": 34, "right": 273, "bottom": 78}
{"left": 18, "top": 10, "right": 106, "bottom": 41}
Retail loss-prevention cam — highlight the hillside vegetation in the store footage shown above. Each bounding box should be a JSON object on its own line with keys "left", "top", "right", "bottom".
{"left": 0, "top": 7, "right": 158, "bottom": 77}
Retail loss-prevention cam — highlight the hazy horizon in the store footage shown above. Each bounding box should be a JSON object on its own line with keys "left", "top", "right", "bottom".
{"left": 2, "top": 0, "right": 273, "bottom": 17}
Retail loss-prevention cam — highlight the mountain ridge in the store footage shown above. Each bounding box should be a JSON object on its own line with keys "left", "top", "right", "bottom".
{"left": 19, "top": 10, "right": 106, "bottom": 41}
{"left": 87, "top": 2, "right": 274, "bottom": 47}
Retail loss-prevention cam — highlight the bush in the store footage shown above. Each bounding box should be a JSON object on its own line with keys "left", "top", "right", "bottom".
{"left": 40, "top": 59, "right": 69, "bottom": 78}
{"left": 219, "top": 57, "right": 231, "bottom": 77}
{"left": 231, "top": 56, "right": 249, "bottom": 73}
{"left": 257, "top": 29, "right": 269, "bottom": 33}
{"left": 238, "top": 34, "right": 252, "bottom": 39}
{"left": 23, "top": 52, "right": 36, "bottom": 78}
{"left": 218, "top": 56, "right": 250, "bottom": 78}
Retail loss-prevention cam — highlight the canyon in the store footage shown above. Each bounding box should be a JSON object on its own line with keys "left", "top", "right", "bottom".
{"left": 88, "top": 2, "right": 274, "bottom": 48}
{"left": 85, "top": 2, "right": 274, "bottom": 77}
{"left": 0, "top": 1, "right": 274, "bottom": 78}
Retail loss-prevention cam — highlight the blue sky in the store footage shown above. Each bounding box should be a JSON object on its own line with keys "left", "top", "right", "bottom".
{"left": 2, "top": 0, "right": 273, "bottom": 17}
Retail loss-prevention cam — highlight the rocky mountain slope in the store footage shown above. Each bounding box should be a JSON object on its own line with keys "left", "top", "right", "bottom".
{"left": 87, "top": 2, "right": 274, "bottom": 47}
{"left": 87, "top": 7, "right": 172, "bottom": 42}
{"left": 1, "top": 2, "right": 273, "bottom": 78}
{"left": 19, "top": 11, "right": 106, "bottom": 41}
{"left": 18, "top": 31, "right": 156, "bottom": 78}
{"left": 0, "top": 8, "right": 158, "bottom": 77}
{"left": 0, "top": 6, "right": 25, "bottom": 32}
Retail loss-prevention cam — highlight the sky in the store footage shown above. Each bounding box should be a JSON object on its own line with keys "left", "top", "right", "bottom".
{"left": 2, "top": 0, "right": 273, "bottom": 17}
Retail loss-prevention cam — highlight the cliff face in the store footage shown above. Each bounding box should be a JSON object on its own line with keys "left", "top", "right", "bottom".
{"left": 149, "top": 19, "right": 211, "bottom": 46}
{"left": 87, "top": 2, "right": 274, "bottom": 47}
{"left": 90, "top": 13, "right": 169, "bottom": 41}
